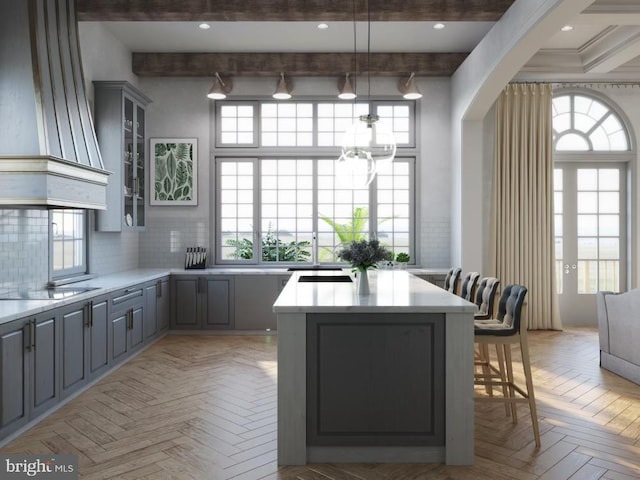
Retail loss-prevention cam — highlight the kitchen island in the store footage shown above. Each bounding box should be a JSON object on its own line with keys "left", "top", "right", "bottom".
{"left": 273, "top": 269, "right": 477, "bottom": 466}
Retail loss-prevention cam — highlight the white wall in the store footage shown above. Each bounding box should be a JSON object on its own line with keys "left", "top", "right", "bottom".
{"left": 79, "top": 23, "right": 139, "bottom": 107}
{"left": 80, "top": 23, "right": 141, "bottom": 275}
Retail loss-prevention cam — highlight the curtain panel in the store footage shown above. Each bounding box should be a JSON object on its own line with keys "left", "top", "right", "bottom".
{"left": 491, "top": 83, "right": 561, "bottom": 330}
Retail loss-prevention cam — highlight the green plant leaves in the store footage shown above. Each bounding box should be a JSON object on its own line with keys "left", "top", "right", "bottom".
{"left": 154, "top": 142, "right": 194, "bottom": 202}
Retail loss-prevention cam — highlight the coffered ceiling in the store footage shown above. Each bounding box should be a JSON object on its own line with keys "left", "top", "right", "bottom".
{"left": 76, "top": 0, "right": 640, "bottom": 81}
{"left": 519, "top": 1, "right": 640, "bottom": 81}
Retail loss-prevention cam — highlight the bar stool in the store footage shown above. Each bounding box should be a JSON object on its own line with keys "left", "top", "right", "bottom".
{"left": 443, "top": 267, "right": 462, "bottom": 295}
{"left": 473, "top": 277, "right": 500, "bottom": 320}
{"left": 473, "top": 277, "right": 501, "bottom": 398}
{"left": 473, "top": 284, "right": 541, "bottom": 447}
{"left": 460, "top": 271, "right": 481, "bottom": 302}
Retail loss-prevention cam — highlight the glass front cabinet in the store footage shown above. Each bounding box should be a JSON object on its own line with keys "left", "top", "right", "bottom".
{"left": 94, "top": 81, "right": 152, "bottom": 231}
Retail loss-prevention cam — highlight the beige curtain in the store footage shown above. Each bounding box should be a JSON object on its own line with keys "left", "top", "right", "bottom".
{"left": 491, "top": 83, "right": 562, "bottom": 330}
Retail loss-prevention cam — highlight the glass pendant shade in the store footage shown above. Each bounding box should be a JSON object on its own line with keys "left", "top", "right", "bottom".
{"left": 335, "top": 151, "right": 377, "bottom": 189}
{"left": 341, "top": 114, "right": 397, "bottom": 165}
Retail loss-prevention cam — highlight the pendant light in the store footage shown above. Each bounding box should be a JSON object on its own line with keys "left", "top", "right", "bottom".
{"left": 398, "top": 72, "right": 422, "bottom": 100}
{"left": 207, "top": 72, "right": 232, "bottom": 100}
{"left": 273, "top": 72, "right": 292, "bottom": 100}
{"left": 338, "top": 0, "right": 396, "bottom": 189}
{"left": 338, "top": 73, "right": 357, "bottom": 100}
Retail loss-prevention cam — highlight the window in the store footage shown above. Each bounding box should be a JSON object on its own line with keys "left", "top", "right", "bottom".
{"left": 217, "top": 158, "right": 414, "bottom": 264}
{"left": 51, "top": 209, "right": 87, "bottom": 278}
{"left": 214, "top": 99, "right": 417, "bottom": 265}
{"left": 216, "top": 101, "right": 415, "bottom": 148}
{"left": 552, "top": 93, "right": 630, "bottom": 151}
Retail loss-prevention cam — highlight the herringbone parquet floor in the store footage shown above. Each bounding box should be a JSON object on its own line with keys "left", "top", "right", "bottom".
{"left": 2, "top": 328, "right": 640, "bottom": 479}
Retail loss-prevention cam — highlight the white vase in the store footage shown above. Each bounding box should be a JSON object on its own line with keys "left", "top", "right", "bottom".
{"left": 357, "top": 269, "right": 370, "bottom": 295}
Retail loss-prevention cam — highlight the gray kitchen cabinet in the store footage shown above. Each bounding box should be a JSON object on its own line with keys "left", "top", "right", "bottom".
{"left": 171, "top": 276, "right": 234, "bottom": 329}
{"left": 145, "top": 277, "right": 169, "bottom": 339}
{"left": 94, "top": 81, "right": 151, "bottom": 232}
{"left": 145, "top": 282, "right": 158, "bottom": 339}
{"left": 157, "top": 277, "right": 170, "bottom": 332}
{"left": 89, "top": 296, "right": 110, "bottom": 377}
{"left": 110, "top": 285, "right": 145, "bottom": 362}
{"left": 59, "top": 295, "right": 110, "bottom": 399}
{"left": 234, "top": 275, "right": 290, "bottom": 330}
{"left": 0, "top": 310, "right": 58, "bottom": 439}
{"left": 0, "top": 318, "right": 29, "bottom": 438}
{"left": 31, "top": 312, "right": 58, "bottom": 417}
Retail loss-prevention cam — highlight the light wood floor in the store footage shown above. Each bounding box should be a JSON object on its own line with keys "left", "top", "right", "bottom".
{"left": 2, "top": 328, "right": 640, "bottom": 479}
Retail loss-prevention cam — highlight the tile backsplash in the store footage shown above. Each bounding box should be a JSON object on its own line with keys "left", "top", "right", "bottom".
{"left": 0, "top": 209, "right": 49, "bottom": 293}
{"left": 139, "top": 215, "right": 210, "bottom": 268}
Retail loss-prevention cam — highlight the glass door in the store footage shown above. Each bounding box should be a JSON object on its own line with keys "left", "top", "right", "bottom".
{"left": 555, "top": 163, "right": 626, "bottom": 325}
{"left": 124, "top": 98, "right": 134, "bottom": 227}
{"left": 135, "top": 105, "right": 145, "bottom": 227}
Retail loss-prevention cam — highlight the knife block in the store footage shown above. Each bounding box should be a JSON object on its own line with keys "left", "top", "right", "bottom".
{"left": 185, "top": 247, "right": 207, "bottom": 269}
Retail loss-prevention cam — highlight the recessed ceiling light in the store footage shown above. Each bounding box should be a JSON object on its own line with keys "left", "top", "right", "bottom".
{"left": 433, "top": 23, "right": 445, "bottom": 30}
{"left": 561, "top": 25, "right": 574, "bottom": 32}
{"left": 317, "top": 23, "right": 329, "bottom": 30}
{"left": 199, "top": 23, "right": 211, "bottom": 30}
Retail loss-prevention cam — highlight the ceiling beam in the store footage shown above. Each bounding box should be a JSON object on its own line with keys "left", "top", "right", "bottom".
{"left": 132, "top": 52, "right": 468, "bottom": 77}
{"left": 77, "top": 0, "right": 515, "bottom": 22}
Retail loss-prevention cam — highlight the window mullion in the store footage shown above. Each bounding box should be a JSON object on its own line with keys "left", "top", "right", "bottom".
{"left": 254, "top": 158, "right": 261, "bottom": 263}
{"left": 370, "top": 174, "right": 378, "bottom": 240}
{"left": 312, "top": 158, "right": 319, "bottom": 265}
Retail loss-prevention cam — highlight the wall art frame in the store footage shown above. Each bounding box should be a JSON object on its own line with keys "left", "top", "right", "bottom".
{"left": 150, "top": 138, "right": 198, "bottom": 205}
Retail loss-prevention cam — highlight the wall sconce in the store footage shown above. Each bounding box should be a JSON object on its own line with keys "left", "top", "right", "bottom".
{"left": 398, "top": 72, "right": 422, "bottom": 99}
{"left": 207, "top": 72, "right": 232, "bottom": 100}
{"left": 273, "top": 73, "right": 293, "bottom": 100}
{"left": 338, "top": 73, "right": 357, "bottom": 100}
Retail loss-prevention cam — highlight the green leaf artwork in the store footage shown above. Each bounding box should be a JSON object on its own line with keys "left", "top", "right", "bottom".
{"left": 151, "top": 139, "right": 198, "bottom": 205}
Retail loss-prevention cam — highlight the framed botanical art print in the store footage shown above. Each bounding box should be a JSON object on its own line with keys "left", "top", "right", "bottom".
{"left": 150, "top": 138, "right": 197, "bottom": 205}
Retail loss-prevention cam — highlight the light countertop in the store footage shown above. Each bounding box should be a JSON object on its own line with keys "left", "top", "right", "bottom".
{"left": 0, "top": 269, "right": 172, "bottom": 325}
{"left": 0, "top": 267, "right": 450, "bottom": 325}
{"left": 273, "top": 269, "right": 477, "bottom": 314}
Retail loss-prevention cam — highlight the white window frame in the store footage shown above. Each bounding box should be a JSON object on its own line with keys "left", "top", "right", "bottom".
{"left": 214, "top": 98, "right": 418, "bottom": 266}
{"left": 215, "top": 156, "right": 415, "bottom": 266}
{"left": 552, "top": 88, "right": 635, "bottom": 296}
{"left": 50, "top": 209, "right": 88, "bottom": 280}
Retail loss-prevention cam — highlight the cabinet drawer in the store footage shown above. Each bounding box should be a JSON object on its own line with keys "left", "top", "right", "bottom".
{"left": 111, "top": 286, "right": 144, "bottom": 311}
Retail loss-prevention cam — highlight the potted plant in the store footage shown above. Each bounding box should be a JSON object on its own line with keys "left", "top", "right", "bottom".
{"left": 395, "top": 252, "right": 410, "bottom": 268}
{"left": 338, "top": 239, "right": 393, "bottom": 294}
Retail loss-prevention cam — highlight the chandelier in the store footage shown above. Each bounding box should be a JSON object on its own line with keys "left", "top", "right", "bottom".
{"left": 338, "top": 0, "right": 396, "bottom": 188}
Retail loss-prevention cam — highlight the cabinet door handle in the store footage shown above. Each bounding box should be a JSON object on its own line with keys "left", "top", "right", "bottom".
{"left": 89, "top": 301, "right": 94, "bottom": 327}
{"left": 30, "top": 319, "right": 36, "bottom": 349}
{"left": 157, "top": 280, "right": 162, "bottom": 297}
{"left": 128, "top": 309, "right": 133, "bottom": 330}
{"left": 24, "top": 322, "right": 31, "bottom": 351}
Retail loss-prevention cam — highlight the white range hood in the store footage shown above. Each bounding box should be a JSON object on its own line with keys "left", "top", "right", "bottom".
{"left": 0, "top": 0, "right": 109, "bottom": 209}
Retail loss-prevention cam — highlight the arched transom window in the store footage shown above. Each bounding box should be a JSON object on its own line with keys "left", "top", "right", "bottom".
{"left": 552, "top": 93, "right": 630, "bottom": 151}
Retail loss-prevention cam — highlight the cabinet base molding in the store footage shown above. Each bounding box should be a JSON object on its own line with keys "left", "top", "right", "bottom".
{"left": 168, "top": 329, "right": 277, "bottom": 336}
